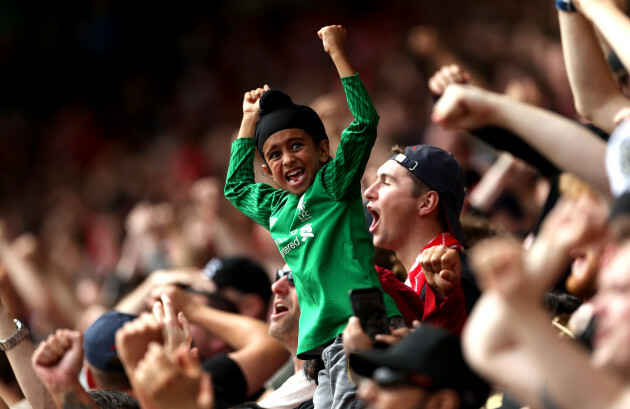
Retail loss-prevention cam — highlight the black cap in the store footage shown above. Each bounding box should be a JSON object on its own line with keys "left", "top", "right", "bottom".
{"left": 202, "top": 256, "right": 272, "bottom": 304}
{"left": 350, "top": 325, "right": 489, "bottom": 409}
{"left": 254, "top": 89, "right": 328, "bottom": 158}
{"left": 391, "top": 145, "right": 468, "bottom": 247}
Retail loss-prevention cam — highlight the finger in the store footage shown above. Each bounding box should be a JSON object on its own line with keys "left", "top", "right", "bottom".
{"left": 440, "top": 249, "right": 460, "bottom": 272}
{"left": 197, "top": 372, "right": 214, "bottom": 409}
{"left": 263, "top": 84, "right": 270, "bottom": 90}
{"left": 440, "top": 269, "right": 456, "bottom": 284}
{"left": 178, "top": 311, "right": 192, "bottom": 343}
{"left": 374, "top": 333, "right": 405, "bottom": 346}
{"left": 428, "top": 77, "right": 441, "bottom": 95}
{"left": 430, "top": 250, "right": 445, "bottom": 274}
{"left": 153, "top": 300, "right": 165, "bottom": 325}
{"left": 46, "top": 334, "right": 66, "bottom": 358}
{"left": 161, "top": 294, "right": 177, "bottom": 324}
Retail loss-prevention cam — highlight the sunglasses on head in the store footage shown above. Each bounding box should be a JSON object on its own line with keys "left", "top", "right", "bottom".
{"left": 275, "top": 268, "right": 295, "bottom": 286}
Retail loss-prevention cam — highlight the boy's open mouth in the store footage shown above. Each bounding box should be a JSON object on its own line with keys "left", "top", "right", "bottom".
{"left": 286, "top": 168, "right": 306, "bottom": 185}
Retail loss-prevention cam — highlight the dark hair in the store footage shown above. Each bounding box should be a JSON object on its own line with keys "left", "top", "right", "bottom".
{"left": 88, "top": 390, "right": 139, "bottom": 409}
{"left": 303, "top": 355, "right": 326, "bottom": 385}
{"left": 544, "top": 291, "right": 582, "bottom": 316}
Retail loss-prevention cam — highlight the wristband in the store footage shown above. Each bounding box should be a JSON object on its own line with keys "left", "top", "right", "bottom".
{"left": 0, "top": 319, "right": 29, "bottom": 351}
{"left": 555, "top": 0, "right": 577, "bottom": 12}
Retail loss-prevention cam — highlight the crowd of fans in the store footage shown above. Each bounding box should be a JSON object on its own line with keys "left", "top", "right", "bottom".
{"left": 1, "top": 0, "right": 630, "bottom": 408}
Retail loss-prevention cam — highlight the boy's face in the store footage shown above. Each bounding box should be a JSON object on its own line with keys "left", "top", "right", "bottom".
{"left": 262, "top": 128, "right": 329, "bottom": 195}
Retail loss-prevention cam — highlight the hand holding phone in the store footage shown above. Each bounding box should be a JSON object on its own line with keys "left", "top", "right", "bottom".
{"left": 348, "top": 287, "right": 390, "bottom": 342}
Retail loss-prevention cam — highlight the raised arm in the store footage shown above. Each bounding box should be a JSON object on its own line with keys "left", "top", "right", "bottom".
{"left": 574, "top": 0, "right": 630, "bottom": 88}
{"left": 433, "top": 84, "right": 611, "bottom": 200}
{"left": 237, "top": 85, "right": 270, "bottom": 140}
{"left": 0, "top": 296, "right": 55, "bottom": 409}
{"left": 318, "top": 25, "right": 354, "bottom": 78}
{"left": 558, "top": 6, "right": 630, "bottom": 133}
{"left": 31, "top": 330, "right": 93, "bottom": 409}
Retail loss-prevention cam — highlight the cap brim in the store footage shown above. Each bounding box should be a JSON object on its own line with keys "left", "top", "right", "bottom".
{"left": 350, "top": 348, "right": 414, "bottom": 379}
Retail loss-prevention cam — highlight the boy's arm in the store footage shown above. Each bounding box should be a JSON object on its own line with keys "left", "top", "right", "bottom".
{"left": 318, "top": 25, "right": 354, "bottom": 78}
{"left": 318, "top": 26, "right": 379, "bottom": 200}
{"left": 237, "top": 86, "right": 269, "bottom": 140}
{"left": 224, "top": 85, "right": 284, "bottom": 228}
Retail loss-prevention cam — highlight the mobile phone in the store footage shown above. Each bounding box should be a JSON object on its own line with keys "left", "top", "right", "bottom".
{"left": 348, "top": 287, "right": 390, "bottom": 341}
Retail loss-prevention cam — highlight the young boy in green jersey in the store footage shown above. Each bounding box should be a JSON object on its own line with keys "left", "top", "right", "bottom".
{"left": 224, "top": 25, "right": 402, "bottom": 409}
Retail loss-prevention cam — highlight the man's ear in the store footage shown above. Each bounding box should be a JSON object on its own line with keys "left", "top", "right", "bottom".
{"left": 418, "top": 191, "right": 440, "bottom": 217}
{"left": 425, "top": 389, "right": 460, "bottom": 409}
{"left": 317, "top": 139, "right": 330, "bottom": 163}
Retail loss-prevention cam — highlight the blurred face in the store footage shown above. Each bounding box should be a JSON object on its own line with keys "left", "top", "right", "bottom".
{"left": 357, "top": 378, "right": 427, "bottom": 409}
{"left": 364, "top": 160, "right": 423, "bottom": 251}
{"left": 591, "top": 242, "right": 630, "bottom": 377}
{"left": 262, "top": 129, "right": 329, "bottom": 195}
{"left": 269, "top": 266, "right": 300, "bottom": 347}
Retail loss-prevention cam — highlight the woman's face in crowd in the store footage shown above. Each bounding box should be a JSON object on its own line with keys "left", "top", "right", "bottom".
{"left": 262, "top": 128, "right": 329, "bottom": 195}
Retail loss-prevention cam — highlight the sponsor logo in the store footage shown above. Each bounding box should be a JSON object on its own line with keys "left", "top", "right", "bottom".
{"left": 279, "top": 236, "right": 301, "bottom": 257}
{"left": 300, "top": 223, "right": 314, "bottom": 242}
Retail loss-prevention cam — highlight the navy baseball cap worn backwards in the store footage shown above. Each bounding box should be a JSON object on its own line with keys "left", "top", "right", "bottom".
{"left": 391, "top": 145, "right": 468, "bottom": 247}
{"left": 83, "top": 310, "right": 137, "bottom": 373}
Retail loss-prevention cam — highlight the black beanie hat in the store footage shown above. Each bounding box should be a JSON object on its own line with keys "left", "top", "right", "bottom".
{"left": 254, "top": 89, "right": 328, "bottom": 158}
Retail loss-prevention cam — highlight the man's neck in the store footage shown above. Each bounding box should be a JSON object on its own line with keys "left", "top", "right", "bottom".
{"left": 395, "top": 224, "right": 445, "bottom": 273}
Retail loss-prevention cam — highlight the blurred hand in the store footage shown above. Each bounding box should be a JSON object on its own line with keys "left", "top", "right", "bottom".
{"left": 152, "top": 293, "right": 193, "bottom": 354}
{"left": 374, "top": 320, "right": 421, "bottom": 346}
{"left": 134, "top": 343, "right": 214, "bottom": 409}
{"left": 32, "top": 329, "right": 85, "bottom": 395}
{"left": 116, "top": 313, "right": 163, "bottom": 371}
{"left": 469, "top": 236, "right": 532, "bottom": 301}
{"left": 428, "top": 64, "right": 471, "bottom": 97}
{"left": 432, "top": 84, "right": 498, "bottom": 130}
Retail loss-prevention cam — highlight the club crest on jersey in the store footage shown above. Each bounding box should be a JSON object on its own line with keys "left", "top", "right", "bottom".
{"left": 297, "top": 194, "right": 312, "bottom": 222}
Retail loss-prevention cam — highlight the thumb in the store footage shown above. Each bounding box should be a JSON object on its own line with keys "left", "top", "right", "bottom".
{"left": 439, "top": 270, "right": 457, "bottom": 285}
{"left": 197, "top": 372, "right": 214, "bottom": 409}
{"left": 432, "top": 86, "right": 466, "bottom": 126}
